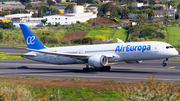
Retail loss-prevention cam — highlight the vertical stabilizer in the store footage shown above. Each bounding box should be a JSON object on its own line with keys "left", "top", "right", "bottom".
{"left": 20, "top": 24, "right": 46, "bottom": 50}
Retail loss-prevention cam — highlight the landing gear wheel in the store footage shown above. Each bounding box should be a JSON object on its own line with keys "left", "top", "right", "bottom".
{"left": 83, "top": 64, "right": 94, "bottom": 72}
{"left": 162, "top": 58, "right": 168, "bottom": 67}
{"left": 100, "top": 66, "right": 111, "bottom": 71}
{"left": 162, "top": 63, "right": 167, "bottom": 67}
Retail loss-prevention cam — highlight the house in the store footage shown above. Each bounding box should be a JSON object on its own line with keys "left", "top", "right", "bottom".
{"left": 132, "top": 2, "right": 144, "bottom": 7}
{"left": 55, "top": 0, "right": 66, "bottom": 3}
{"left": 102, "top": 0, "right": 111, "bottom": 4}
{"left": 153, "top": 10, "right": 166, "bottom": 18}
{"left": 155, "top": 1, "right": 160, "bottom": 4}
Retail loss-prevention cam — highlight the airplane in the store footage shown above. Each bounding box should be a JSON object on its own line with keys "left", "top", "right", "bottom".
{"left": 19, "top": 24, "right": 178, "bottom": 72}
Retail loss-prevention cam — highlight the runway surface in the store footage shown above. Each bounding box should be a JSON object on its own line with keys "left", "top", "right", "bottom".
{"left": 0, "top": 59, "right": 180, "bottom": 81}
{"left": 0, "top": 46, "right": 27, "bottom": 53}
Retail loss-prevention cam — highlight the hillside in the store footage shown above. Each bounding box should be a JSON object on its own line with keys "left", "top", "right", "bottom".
{"left": 167, "top": 27, "right": 180, "bottom": 46}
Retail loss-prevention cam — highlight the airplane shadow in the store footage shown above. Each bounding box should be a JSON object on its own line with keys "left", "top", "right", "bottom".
{"left": 4, "top": 66, "right": 158, "bottom": 75}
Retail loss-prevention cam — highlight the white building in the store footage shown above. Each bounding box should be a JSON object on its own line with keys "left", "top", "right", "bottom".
{"left": 44, "top": 13, "right": 97, "bottom": 25}
{"left": 132, "top": 2, "right": 143, "bottom": 7}
{"left": 4, "top": 14, "right": 43, "bottom": 27}
{"left": 44, "top": 5, "right": 97, "bottom": 25}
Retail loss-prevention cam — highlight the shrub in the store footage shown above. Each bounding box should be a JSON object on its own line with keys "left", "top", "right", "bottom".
{"left": 0, "top": 32, "right": 3, "bottom": 41}
{"left": 139, "top": 28, "right": 155, "bottom": 38}
{"left": 0, "top": 86, "right": 32, "bottom": 101}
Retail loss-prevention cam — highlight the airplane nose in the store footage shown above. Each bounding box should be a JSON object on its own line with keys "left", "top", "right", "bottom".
{"left": 173, "top": 49, "right": 179, "bottom": 56}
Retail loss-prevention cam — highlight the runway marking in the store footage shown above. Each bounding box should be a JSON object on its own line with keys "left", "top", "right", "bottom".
{"left": 16, "top": 74, "right": 180, "bottom": 81}
{"left": 168, "top": 66, "right": 176, "bottom": 69}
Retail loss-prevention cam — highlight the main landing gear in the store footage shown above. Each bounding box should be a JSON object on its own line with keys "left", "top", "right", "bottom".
{"left": 83, "top": 64, "right": 93, "bottom": 72}
{"left": 83, "top": 64, "right": 111, "bottom": 72}
{"left": 162, "top": 58, "right": 168, "bottom": 67}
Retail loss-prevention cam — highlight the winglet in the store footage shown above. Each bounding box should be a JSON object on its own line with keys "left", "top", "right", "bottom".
{"left": 20, "top": 24, "right": 46, "bottom": 50}
{"left": 117, "top": 38, "right": 124, "bottom": 43}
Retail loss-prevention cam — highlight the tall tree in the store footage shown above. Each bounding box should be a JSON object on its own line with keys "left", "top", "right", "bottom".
{"left": 149, "top": 0, "right": 155, "bottom": 8}
{"left": 47, "top": 0, "right": 55, "bottom": 7}
{"left": 166, "top": 1, "right": 175, "bottom": 21}
{"left": 65, "top": 4, "right": 75, "bottom": 13}
{"left": 41, "top": 19, "right": 47, "bottom": 26}
{"left": 19, "top": 0, "right": 31, "bottom": 5}
{"left": 25, "top": 3, "right": 33, "bottom": 9}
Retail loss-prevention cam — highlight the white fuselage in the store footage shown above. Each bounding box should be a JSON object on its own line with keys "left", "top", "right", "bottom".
{"left": 23, "top": 41, "right": 178, "bottom": 65}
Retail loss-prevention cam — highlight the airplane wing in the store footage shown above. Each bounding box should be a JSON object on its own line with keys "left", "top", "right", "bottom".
{"left": 117, "top": 38, "right": 124, "bottom": 43}
{"left": 27, "top": 48, "right": 115, "bottom": 60}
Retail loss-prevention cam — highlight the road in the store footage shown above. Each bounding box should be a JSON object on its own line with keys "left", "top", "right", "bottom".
{"left": 0, "top": 59, "right": 180, "bottom": 81}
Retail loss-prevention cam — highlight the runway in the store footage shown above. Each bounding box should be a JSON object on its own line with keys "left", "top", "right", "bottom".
{"left": 0, "top": 59, "right": 180, "bottom": 81}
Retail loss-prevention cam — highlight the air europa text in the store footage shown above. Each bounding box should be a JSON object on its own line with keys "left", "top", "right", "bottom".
{"left": 115, "top": 45, "right": 151, "bottom": 52}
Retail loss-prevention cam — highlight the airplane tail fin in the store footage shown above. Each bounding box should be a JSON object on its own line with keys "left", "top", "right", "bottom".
{"left": 20, "top": 24, "right": 46, "bottom": 50}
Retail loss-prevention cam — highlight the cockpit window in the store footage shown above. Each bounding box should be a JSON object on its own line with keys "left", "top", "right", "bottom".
{"left": 166, "top": 46, "right": 174, "bottom": 49}
{"left": 170, "top": 46, "right": 174, "bottom": 48}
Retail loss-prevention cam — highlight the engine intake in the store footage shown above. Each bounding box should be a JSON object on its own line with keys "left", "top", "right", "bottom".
{"left": 88, "top": 55, "right": 108, "bottom": 67}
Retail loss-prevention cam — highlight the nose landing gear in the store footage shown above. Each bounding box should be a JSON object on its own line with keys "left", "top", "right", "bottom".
{"left": 162, "top": 58, "right": 168, "bottom": 67}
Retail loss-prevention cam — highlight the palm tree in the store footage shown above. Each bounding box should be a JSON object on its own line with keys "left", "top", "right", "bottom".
{"left": 166, "top": 1, "right": 175, "bottom": 21}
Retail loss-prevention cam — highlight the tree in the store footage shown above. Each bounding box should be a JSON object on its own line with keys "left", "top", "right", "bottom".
{"left": 110, "top": 11, "right": 119, "bottom": 18}
{"left": 25, "top": 3, "right": 33, "bottom": 9}
{"left": 38, "top": 6, "right": 59, "bottom": 17}
{"left": 143, "top": 9, "right": 155, "bottom": 16}
{"left": 41, "top": 19, "right": 47, "bottom": 26}
{"left": 47, "top": 0, "right": 55, "bottom": 7}
{"left": 0, "top": 22, "right": 14, "bottom": 29}
{"left": 102, "top": 2, "right": 118, "bottom": 13}
{"left": 40, "top": 0, "right": 45, "bottom": 2}
{"left": 136, "top": 15, "right": 147, "bottom": 25}
{"left": 0, "top": 10, "right": 9, "bottom": 16}
{"left": 0, "top": 32, "right": 3, "bottom": 41}
{"left": 19, "top": 0, "right": 31, "bottom": 5}
{"left": 166, "top": 1, "right": 175, "bottom": 21}
{"left": 149, "top": 0, "right": 155, "bottom": 8}
{"left": 11, "top": 8, "right": 27, "bottom": 14}
{"left": 65, "top": 4, "right": 75, "bottom": 13}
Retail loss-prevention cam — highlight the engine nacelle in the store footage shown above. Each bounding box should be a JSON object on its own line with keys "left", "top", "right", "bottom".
{"left": 88, "top": 55, "right": 108, "bottom": 67}
{"left": 125, "top": 60, "right": 142, "bottom": 64}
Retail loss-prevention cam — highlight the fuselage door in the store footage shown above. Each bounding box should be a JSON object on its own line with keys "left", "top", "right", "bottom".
{"left": 154, "top": 45, "right": 159, "bottom": 53}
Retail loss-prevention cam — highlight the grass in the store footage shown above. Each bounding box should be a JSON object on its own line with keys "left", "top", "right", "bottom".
{"left": 167, "top": 27, "right": 180, "bottom": 46}
{"left": 0, "top": 52, "right": 25, "bottom": 59}
{"left": 0, "top": 75, "right": 180, "bottom": 100}
{"left": 0, "top": 84, "right": 123, "bottom": 101}
{"left": 111, "top": 29, "right": 128, "bottom": 42}
{"left": 85, "top": 29, "right": 113, "bottom": 40}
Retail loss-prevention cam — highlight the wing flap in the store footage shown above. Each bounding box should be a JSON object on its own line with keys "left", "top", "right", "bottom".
{"left": 27, "top": 48, "right": 115, "bottom": 59}
{"left": 27, "top": 48, "right": 90, "bottom": 59}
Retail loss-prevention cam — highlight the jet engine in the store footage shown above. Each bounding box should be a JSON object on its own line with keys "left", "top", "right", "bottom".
{"left": 88, "top": 55, "right": 108, "bottom": 67}
{"left": 125, "top": 60, "right": 143, "bottom": 64}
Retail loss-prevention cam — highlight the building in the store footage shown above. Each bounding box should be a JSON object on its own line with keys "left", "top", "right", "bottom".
{"left": 132, "top": 2, "right": 144, "bottom": 7}
{"left": 44, "top": 13, "right": 96, "bottom": 25}
{"left": 55, "top": 0, "right": 66, "bottom": 3}
{"left": 43, "top": 5, "right": 97, "bottom": 25}
{"left": 4, "top": 14, "right": 43, "bottom": 27}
